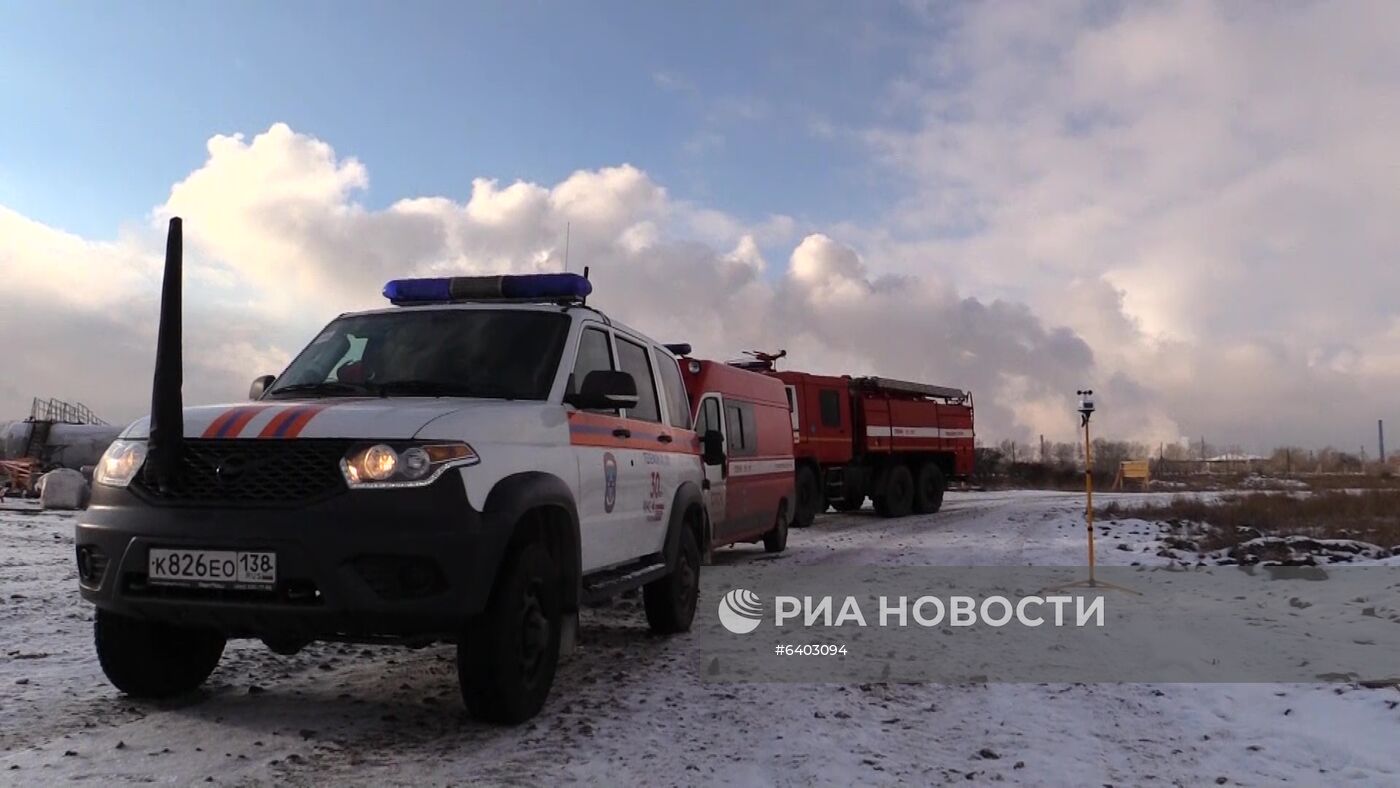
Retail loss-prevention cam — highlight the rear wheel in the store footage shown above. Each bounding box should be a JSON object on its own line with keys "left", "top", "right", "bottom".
{"left": 459, "top": 539, "right": 561, "bottom": 724}
{"left": 873, "top": 464, "right": 914, "bottom": 518}
{"left": 914, "top": 463, "right": 946, "bottom": 514}
{"left": 763, "top": 504, "right": 789, "bottom": 553}
{"left": 793, "top": 466, "right": 822, "bottom": 528}
{"left": 94, "top": 609, "right": 225, "bottom": 699}
{"left": 645, "top": 522, "right": 701, "bottom": 633}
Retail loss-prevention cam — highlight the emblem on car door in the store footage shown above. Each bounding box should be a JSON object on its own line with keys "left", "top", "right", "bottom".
{"left": 603, "top": 453, "right": 618, "bottom": 513}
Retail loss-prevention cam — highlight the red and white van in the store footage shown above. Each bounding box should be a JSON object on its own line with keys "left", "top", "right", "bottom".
{"left": 677, "top": 357, "right": 796, "bottom": 554}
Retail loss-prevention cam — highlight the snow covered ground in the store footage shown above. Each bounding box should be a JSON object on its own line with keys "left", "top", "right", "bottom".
{"left": 3, "top": 490, "right": 1398, "bottom": 785}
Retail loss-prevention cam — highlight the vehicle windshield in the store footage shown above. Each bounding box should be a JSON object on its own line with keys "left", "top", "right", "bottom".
{"left": 266, "top": 309, "right": 571, "bottom": 400}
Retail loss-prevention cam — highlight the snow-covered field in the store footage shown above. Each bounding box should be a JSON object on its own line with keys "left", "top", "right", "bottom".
{"left": 3, "top": 490, "right": 1398, "bottom": 785}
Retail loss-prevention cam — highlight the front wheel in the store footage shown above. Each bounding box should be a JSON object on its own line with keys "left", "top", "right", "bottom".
{"left": 94, "top": 609, "right": 225, "bottom": 699}
{"left": 458, "top": 539, "right": 562, "bottom": 724}
{"left": 793, "top": 466, "right": 822, "bottom": 528}
{"left": 644, "top": 522, "right": 701, "bottom": 634}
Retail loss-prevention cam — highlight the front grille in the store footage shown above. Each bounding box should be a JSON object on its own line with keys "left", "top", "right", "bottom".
{"left": 131, "top": 439, "right": 351, "bottom": 507}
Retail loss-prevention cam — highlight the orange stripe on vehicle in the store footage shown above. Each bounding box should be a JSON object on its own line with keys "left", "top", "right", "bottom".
{"left": 223, "top": 406, "right": 272, "bottom": 438}
{"left": 201, "top": 406, "right": 271, "bottom": 439}
{"left": 200, "top": 408, "right": 241, "bottom": 438}
{"left": 256, "top": 407, "right": 303, "bottom": 438}
{"left": 279, "top": 404, "right": 330, "bottom": 438}
{"left": 567, "top": 412, "right": 700, "bottom": 454}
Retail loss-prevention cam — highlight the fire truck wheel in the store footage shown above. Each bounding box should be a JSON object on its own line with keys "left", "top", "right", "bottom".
{"left": 914, "top": 463, "right": 946, "bottom": 514}
{"left": 94, "top": 609, "right": 225, "bottom": 699}
{"left": 459, "top": 539, "right": 561, "bottom": 724}
{"left": 793, "top": 466, "right": 821, "bottom": 527}
{"left": 644, "top": 521, "right": 701, "bottom": 634}
{"left": 763, "top": 504, "right": 789, "bottom": 553}
{"left": 874, "top": 464, "right": 914, "bottom": 518}
{"left": 831, "top": 495, "right": 865, "bottom": 512}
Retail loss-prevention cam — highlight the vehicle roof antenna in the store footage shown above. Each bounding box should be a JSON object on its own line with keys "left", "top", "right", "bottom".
{"left": 149, "top": 217, "right": 185, "bottom": 492}
{"left": 581, "top": 265, "right": 590, "bottom": 306}
{"left": 563, "top": 222, "right": 570, "bottom": 271}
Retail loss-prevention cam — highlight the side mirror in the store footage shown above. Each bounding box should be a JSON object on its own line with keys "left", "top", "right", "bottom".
{"left": 249, "top": 374, "right": 275, "bottom": 400}
{"left": 702, "top": 429, "right": 726, "bottom": 466}
{"left": 569, "top": 370, "right": 639, "bottom": 411}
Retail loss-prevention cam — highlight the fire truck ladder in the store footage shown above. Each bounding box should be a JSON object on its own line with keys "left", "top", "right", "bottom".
{"left": 851, "top": 376, "right": 968, "bottom": 402}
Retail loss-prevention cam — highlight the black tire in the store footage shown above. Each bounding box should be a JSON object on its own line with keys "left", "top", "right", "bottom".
{"left": 644, "top": 522, "right": 701, "bottom": 634}
{"left": 831, "top": 495, "right": 865, "bottom": 512}
{"left": 94, "top": 609, "right": 225, "bottom": 699}
{"left": 458, "top": 539, "right": 561, "bottom": 724}
{"left": 914, "top": 463, "right": 946, "bottom": 514}
{"left": 763, "top": 503, "right": 789, "bottom": 553}
{"left": 873, "top": 464, "right": 914, "bottom": 518}
{"left": 793, "top": 466, "right": 822, "bottom": 528}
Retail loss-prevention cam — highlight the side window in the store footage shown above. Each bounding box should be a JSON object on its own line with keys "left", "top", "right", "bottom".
{"left": 695, "top": 397, "right": 721, "bottom": 436}
{"left": 652, "top": 347, "right": 691, "bottom": 429}
{"left": 724, "top": 401, "right": 758, "bottom": 457}
{"left": 819, "top": 389, "right": 842, "bottom": 428}
{"left": 571, "top": 327, "right": 615, "bottom": 412}
{"left": 616, "top": 337, "right": 661, "bottom": 423}
{"left": 785, "top": 385, "right": 799, "bottom": 431}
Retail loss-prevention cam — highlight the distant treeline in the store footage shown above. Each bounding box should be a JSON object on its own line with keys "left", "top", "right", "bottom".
{"left": 974, "top": 438, "right": 1392, "bottom": 485}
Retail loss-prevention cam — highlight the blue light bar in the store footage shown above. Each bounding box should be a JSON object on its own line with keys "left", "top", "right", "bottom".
{"left": 383, "top": 273, "right": 593, "bottom": 305}
{"left": 664, "top": 343, "right": 692, "bottom": 356}
{"left": 383, "top": 278, "right": 452, "bottom": 304}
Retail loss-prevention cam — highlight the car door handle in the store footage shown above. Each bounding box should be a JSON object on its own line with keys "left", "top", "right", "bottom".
{"left": 657, "top": 434, "right": 674, "bottom": 444}
{"left": 613, "top": 428, "right": 632, "bottom": 438}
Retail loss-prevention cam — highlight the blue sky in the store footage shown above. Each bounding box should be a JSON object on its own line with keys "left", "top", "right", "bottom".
{"left": 5, "top": 1, "right": 1395, "bottom": 450}
{"left": 1, "top": 0, "right": 929, "bottom": 239}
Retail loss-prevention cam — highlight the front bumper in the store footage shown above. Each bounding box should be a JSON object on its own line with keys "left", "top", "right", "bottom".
{"left": 75, "top": 473, "right": 510, "bottom": 643}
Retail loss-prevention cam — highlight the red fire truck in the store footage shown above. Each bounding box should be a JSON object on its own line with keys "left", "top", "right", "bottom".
{"left": 738, "top": 353, "right": 974, "bottom": 527}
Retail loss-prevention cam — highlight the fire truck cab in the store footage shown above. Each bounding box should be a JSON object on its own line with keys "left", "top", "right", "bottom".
{"left": 677, "top": 356, "right": 795, "bottom": 554}
{"left": 773, "top": 370, "right": 974, "bottom": 527}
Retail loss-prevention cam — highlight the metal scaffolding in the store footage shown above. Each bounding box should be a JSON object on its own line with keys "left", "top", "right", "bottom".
{"left": 28, "top": 398, "right": 108, "bottom": 426}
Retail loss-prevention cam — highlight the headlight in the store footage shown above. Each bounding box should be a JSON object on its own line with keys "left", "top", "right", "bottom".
{"left": 95, "top": 439, "right": 148, "bottom": 488}
{"left": 340, "top": 442, "right": 478, "bottom": 489}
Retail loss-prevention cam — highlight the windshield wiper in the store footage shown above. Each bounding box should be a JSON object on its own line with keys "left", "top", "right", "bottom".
{"left": 265, "top": 381, "right": 370, "bottom": 398}
{"left": 375, "top": 377, "right": 518, "bottom": 397}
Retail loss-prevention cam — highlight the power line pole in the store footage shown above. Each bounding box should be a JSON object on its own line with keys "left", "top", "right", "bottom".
{"left": 1380, "top": 420, "right": 1387, "bottom": 464}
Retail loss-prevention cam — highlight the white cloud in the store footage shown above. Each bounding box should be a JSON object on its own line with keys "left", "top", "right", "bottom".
{"left": 1, "top": 123, "right": 1116, "bottom": 442}
{"left": 864, "top": 0, "right": 1400, "bottom": 448}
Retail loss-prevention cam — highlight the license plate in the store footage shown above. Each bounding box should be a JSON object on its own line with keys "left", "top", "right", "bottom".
{"left": 148, "top": 548, "right": 277, "bottom": 587}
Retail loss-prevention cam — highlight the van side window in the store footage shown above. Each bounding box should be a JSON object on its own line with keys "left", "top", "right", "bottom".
{"left": 571, "top": 327, "right": 616, "bottom": 413}
{"left": 724, "top": 401, "right": 758, "bottom": 457}
{"left": 652, "top": 347, "right": 691, "bottom": 429}
{"left": 819, "top": 389, "right": 842, "bottom": 428}
{"left": 616, "top": 337, "right": 662, "bottom": 423}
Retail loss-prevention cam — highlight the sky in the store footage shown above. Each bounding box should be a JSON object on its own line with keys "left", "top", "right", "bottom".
{"left": 1, "top": 0, "right": 1397, "bottom": 452}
